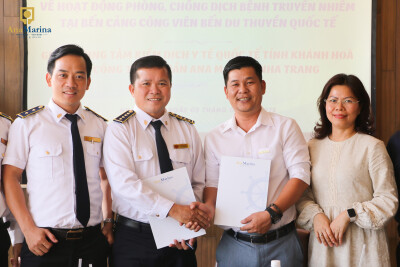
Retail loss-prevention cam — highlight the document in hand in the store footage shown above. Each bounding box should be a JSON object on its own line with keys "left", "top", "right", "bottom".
{"left": 143, "top": 167, "right": 206, "bottom": 249}
{"left": 214, "top": 156, "right": 271, "bottom": 228}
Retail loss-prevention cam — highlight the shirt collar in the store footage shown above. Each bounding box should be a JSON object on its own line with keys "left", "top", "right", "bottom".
{"left": 48, "top": 98, "right": 86, "bottom": 124}
{"left": 135, "top": 107, "right": 170, "bottom": 131}
{"left": 221, "top": 107, "right": 273, "bottom": 134}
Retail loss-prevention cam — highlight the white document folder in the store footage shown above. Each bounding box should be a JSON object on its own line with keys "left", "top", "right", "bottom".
{"left": 214, "top": 156, "right": 271, "bottom": 228}
{"left": 143, "top": 167, "right": 206, "bottom": 249}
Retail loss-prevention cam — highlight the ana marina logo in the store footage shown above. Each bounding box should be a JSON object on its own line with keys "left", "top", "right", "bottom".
{"left": 8, "top": 7, "right": 52, "bottom": 38}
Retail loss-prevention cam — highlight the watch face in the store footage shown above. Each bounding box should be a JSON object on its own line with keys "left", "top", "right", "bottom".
{"left": 348, "top": 208, "right": 356, "bottom": 217}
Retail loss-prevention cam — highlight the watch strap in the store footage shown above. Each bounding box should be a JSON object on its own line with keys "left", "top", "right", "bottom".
{"left": 266, "top": 206, "right": 282, "bottom": 224}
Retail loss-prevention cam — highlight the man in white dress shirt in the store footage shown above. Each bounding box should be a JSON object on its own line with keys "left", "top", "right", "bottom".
{"left": 103, "top": 55, "right": 208, "bottom": 267}
{"left": 2, "top": 45, "right": 113, "bottom": 267}
{"left": 199, "top": 56, "right": 311, "bottom": 266}
{"left": 0, "top": 112, "right": 23, "bottom": 267}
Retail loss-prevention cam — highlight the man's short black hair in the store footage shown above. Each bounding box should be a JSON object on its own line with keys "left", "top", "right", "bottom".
{"left": 223, "top": 56, "right": 262, "bottom": 85}
{"left": 130, "top": 55, "right": 172, "bottom": 84}
{"left": 47, "top": 44, "right": 92, "bottom": 78}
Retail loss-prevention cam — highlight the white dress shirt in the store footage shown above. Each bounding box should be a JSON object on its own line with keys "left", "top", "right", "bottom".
{"left": 3, "top": 99, "right": 107, "bottom": 229}
{"left": 103, "top": 107, "right": 205, "bottom": 223}
{"left": 205, "top": 108, "right": 310, "bottom": 231}
{"left": 0, "top": 114, "right": 23, "bottom": 244}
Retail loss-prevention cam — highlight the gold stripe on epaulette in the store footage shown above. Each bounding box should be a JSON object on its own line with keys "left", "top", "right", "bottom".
{"left": 168, "top": 112, "right": 195, "bottom": 124}
{"left": 84, "top": 106, "right": 108, "bottom": 122}
{"left": 17, "top": 105, "right": 45, "bottom": 119}
{"left": 114, "top": 110, "right": 136, "bottom": 123}
{"left": 0, "top": 112, "right": 13, "bottom": 122}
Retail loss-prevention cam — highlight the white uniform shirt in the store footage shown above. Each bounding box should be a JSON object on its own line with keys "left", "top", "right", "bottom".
{"left": 103, "top": 107, "right": 205, "bottom": 223}
{"left": 3, "top": 99, "right": 107, "bottom": 229}
{"left": 205, "top": 108, "right": 310, "bottom": 231}
{"left": 0, "top": 114, "right": 23, "bottom": 244}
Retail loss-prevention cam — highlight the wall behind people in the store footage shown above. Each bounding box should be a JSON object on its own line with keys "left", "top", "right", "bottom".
{"left": 0, "top": 0, "right": 399, "bottom": 266}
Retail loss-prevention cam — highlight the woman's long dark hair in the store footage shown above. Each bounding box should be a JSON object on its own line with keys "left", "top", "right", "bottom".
{"left": 314, "top": 74, "right": 375, "bottom": 139}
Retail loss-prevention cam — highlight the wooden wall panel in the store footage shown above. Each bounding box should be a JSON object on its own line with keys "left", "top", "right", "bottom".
{"left": 196, "top": 225, "right": 223, "bottom": 267}
{"left": 0, "top": 0, "right": 5, "bottom": 113}
{"left": 4, "top": 17, "right": 23, "bottom": 117}
{"left": 4, "top": 0, "right": 20, "bottom": 17}
{"left": 379, "top": 0, "right": 396, "bottom": 71}
{"left": 376, "top": 71, "right": 396, "bottom": 142}
{"left": 396, "top": 0, "right": 400, "bottom": 132}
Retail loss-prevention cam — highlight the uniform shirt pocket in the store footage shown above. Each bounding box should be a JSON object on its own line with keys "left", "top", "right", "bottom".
{"left": 85, "top": 142, "right": 102, "bottom": 177}
{"left": 133, "top": 147, "right": 153, "bottom": 162}
{"left": 0, "top": 143, "right": 6, "bottom": 161}
{"left": 0, "top": 142, "right": 6, "bottom": 160}
{"left": 257, "top": 147, "right": 273, "bottom": 160}
{"left": 34, "top": 144, "right": 64, "bottom": 180}
{"left": 170, "top": 148, "right": 191, "bottom": 165}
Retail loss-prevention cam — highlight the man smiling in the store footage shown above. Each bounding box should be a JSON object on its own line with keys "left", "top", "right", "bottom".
{"left": 3, "top": 45, "right": 113, "bottom": 267}
{"left": 201, "top": 56, "right": 310, "bottom": 266}
{"left": 104, "top": 55, "right": 208, "bottom": 267}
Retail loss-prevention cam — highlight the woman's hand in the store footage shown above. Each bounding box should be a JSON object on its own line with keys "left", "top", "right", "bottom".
{"left": 330, "top": 211, "right": 350, "bottom": 245}
{"left": 313, "top": 213, "right": 338, "bottom": 247}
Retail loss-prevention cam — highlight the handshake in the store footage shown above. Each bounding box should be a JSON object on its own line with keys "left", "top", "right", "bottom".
{"left": 168, "top": 202, "right": 215, "bottom": 232}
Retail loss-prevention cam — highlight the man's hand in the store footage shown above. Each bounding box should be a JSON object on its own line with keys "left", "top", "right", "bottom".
{"left": 240, "top": 211, "right": 271, "bottom": 234}
{"left": 184, "top": 202, "right": 214, "bottom": 231}
{"left": 313, "top": 213, "right": 337, "bottom": 247}
{"left": 10, "top": 243, "right": 22, "bottom": 267}
{"left": 102, "top": 222, "right": 114, "bottom": 245}
{"left": 168, "top": 204, "right": 210, "bottom": 229}
{"left": 169, "top": 238, "right": 196, "bottom": 250}
{"left": 329, "top": 211, "right": 350, "bottom": 246}
{"left": 24, "top": 226, "right": 58, "bottom": 256}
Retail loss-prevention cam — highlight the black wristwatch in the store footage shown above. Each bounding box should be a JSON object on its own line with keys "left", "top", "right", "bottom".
{"left": 347, "top": 208, "right": 356, "bottom": 222}
{"left": 266, "top": 204, "right": 283, "bottom": 224}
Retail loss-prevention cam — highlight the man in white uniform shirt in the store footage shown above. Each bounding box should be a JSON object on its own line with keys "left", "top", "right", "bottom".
{"left": 2, "top": 45, "right": 113, "bottom": 267}
{"left": 0, "top": 112, "right": 23, "bottom": 267}
{"left": 201, "top": 56, "right": 310, "bottom": 266}
{"left": 103, "top": 55, "right": 208, "bottom": 267}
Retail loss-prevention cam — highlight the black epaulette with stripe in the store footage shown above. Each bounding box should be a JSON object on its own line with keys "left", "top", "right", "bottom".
{"left": 0, "top": 112, "right": 13, "bottom": 122}
{"left": 17, "top": 105, "right": 45, "bottom": 119}
{"left": 113, "top": 110, "right": 136, "bottom": 123}
{"left": 84, "top": 106, "right": 108, "bottom": 122}
{"left": 168, "top": 112, "right": 195, "bottom": 124}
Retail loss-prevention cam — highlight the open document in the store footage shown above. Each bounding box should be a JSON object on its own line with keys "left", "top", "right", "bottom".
{"left": 143, "top": 167, "right": 206, "bottom": 249}
{"left": 214, "top": 156, "right": 271, "bottom": 228}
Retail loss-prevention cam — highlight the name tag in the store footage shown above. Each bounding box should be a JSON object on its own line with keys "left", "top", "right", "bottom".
{"left": 84, "top": 136, "right": 101, "bottom": 143}
{"left": 1, "top": 138, "right": 7, "bottom": 145}
{"left": 258, "top": 148, "right": 269, "bottom": 154}
{"left": 174, "top": 144, "right": 189, "bottom": 149}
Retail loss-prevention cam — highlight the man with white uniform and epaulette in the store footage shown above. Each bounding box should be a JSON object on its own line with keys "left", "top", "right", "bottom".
{"left": 103, "top": 55, "right": 209, "bottom": 267}
{"left": 0, "top": 112, "right": 23, "bottom": 267}
{"left": 2, "top": 44, "right": 113, "bottom": 267}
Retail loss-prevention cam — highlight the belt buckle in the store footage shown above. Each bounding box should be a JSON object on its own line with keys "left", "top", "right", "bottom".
{"left": 233, "top": 231, "right": 238, "bottom": 241}
{"left": 249, "top": 235, "right": 255, "bottom": 244}
{"left": 66, "top": 229, "right": 84, "bottom": 240}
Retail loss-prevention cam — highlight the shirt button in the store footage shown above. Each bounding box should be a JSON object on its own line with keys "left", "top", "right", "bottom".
{"left": 156, "top": 214, "right": 160, "bottom": 217}
{"left": 45, "top": 151, "right": 50, "bottom": 155}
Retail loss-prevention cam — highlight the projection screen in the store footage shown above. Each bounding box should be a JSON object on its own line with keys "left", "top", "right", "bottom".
{"left": 24, "top": 0, "right": 373, "bottom": 135}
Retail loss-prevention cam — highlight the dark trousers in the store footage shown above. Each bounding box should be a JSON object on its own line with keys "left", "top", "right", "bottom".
{"left": 0, "top": 226, "right": 11, "bottom": 267}
{"left": 21, "top": 227, "right": 110, "bottom": 267}
{"left": 112, "top": 223, "right": 197, "bottom": 267}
